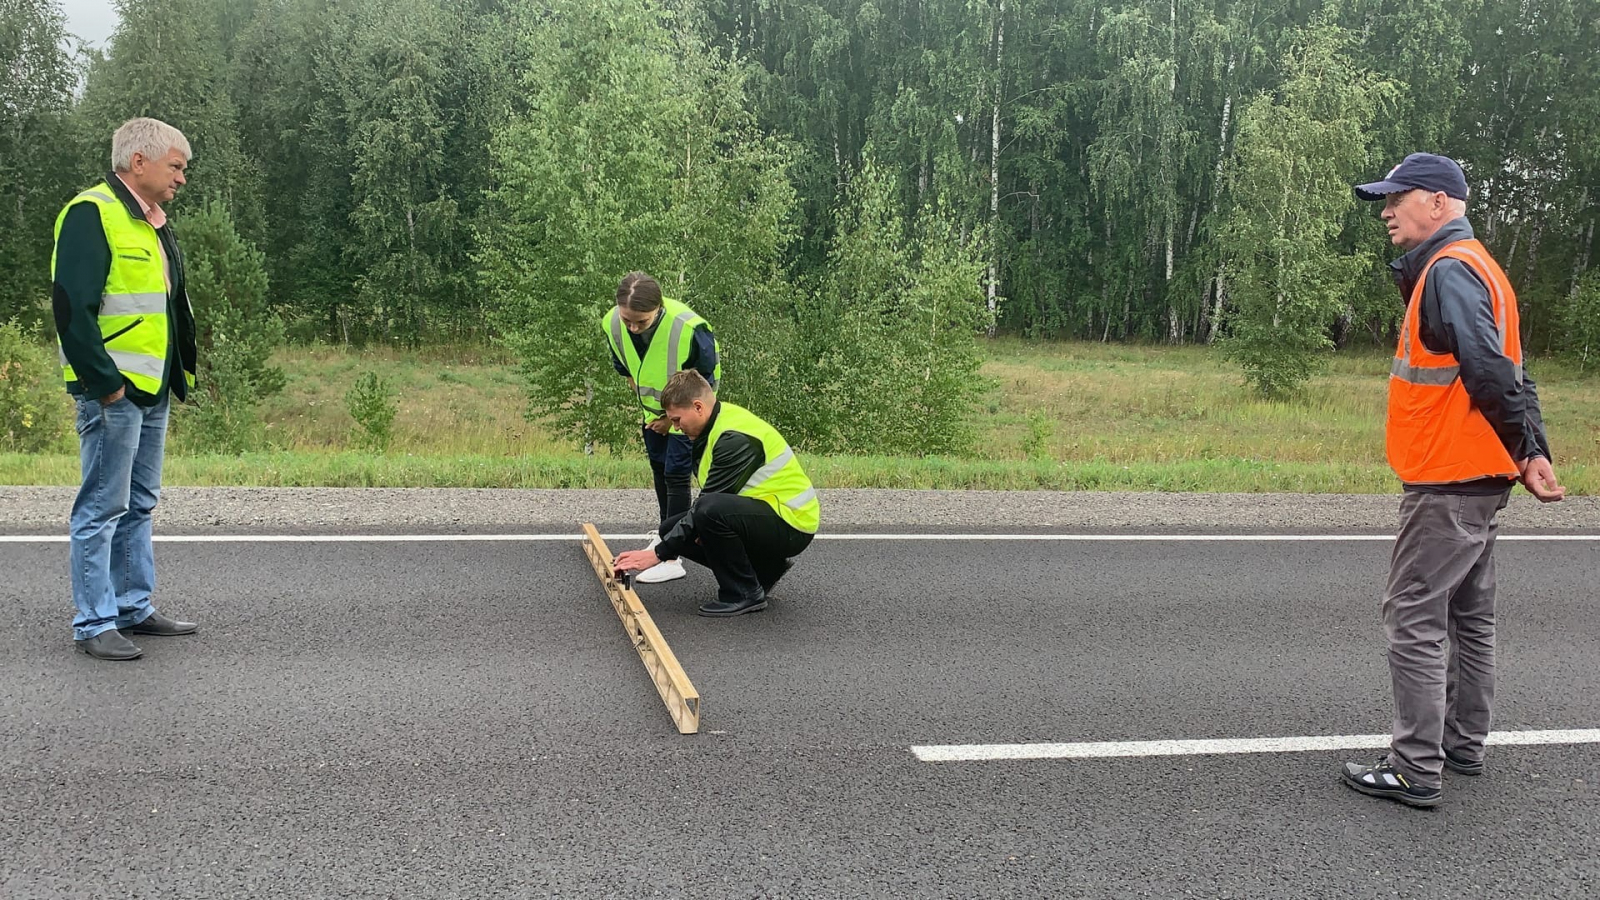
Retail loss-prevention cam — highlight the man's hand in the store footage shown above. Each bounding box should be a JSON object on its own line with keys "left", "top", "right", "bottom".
{"left": 1518, "top": 457, "right": 1566, "bottom": 503}
{"left": 646, "top": 416, "right": 671, "bottom": 435}
{"left": 99, "top": 385, "right": 125, "bottom": 406}
{"left": 613, "top": 548, "right": 661, "bottom": 578}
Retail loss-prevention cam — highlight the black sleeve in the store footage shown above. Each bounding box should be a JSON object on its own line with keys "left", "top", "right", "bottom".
{"left": 654, "top": 432, "right": 765, "bottom": 560}
{"left": 654, "top": 517, "right": 693, "bottom": 560}
{"left": 610, "top": 347, "right": 630, "bottom": 378}
{"left": 1519, "top": 376, "right": 1552, "bottom": 461}
{"left": 684, "top": 323, "right": 719, "bottom": 387}
{"left": 700, "top": 431, "right": 763, "bottom": 495}
{"left": 1425, "top": 259, "right": 1547, "bottom": 461}
{"left": 50, "top": 203, "right": 122, "bottom": 399}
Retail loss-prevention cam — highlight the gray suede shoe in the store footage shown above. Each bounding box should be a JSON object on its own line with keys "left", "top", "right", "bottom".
{"left": 76, "top": 630, "right": 143, "bottom": 661}
{"left": 120, "top": 612, "right": 198, "bottom": 636}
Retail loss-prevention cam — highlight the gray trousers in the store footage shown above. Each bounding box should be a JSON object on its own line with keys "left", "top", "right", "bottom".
{"left": 1383, "top": 489, "right": 1511, "bottom": 788}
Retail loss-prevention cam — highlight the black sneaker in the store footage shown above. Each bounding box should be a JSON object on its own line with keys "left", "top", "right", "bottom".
{"left": 1443, "top": 748, "right": 1484, "bottom": 776}
{"left": 1341, "top": 759, "right": 1442, "bottom": 808}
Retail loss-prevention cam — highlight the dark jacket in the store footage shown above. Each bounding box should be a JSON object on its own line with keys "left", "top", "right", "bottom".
{"left": 1390, "top": 217, "right": 1550, "bottom": 494}
{"left": 655, "top": 401, "right": 766, "bottom": 560}
{"left": 51, "top": 173, "right": 196, "bottom": 406}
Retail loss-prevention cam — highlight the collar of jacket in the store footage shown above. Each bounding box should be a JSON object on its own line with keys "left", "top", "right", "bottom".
{"left": 1390, "top": 216, "right": 1475, "bottom": 298}
{"left": 629, "top": 307, "right": 665, "bottom": 350}
{"left": 103, "top": 171, "right": 156, "bottom": 226}
{"left": 691, "top": 400, "right": 723, "bottom": 462}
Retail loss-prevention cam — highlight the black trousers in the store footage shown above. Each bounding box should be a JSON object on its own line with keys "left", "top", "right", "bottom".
{"left": 661, "top": 492, "right": 813, "bottom": 604}
{"left": 642, "top": 426, "right": 692, "bottom": 533}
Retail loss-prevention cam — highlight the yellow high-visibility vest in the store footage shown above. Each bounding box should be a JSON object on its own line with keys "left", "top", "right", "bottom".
{"left": 602, "top": 297, "right": 720, "bottom": 424}
{"left": 698, "top": 402, "right": 820, "bottom": 534}
{"left": 51, "top": 182, "right": 184, "bottom": 394}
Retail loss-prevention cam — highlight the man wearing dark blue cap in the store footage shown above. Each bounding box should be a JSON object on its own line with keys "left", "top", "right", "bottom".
{"left": 1340, "top": 153, "right": 1565, "bottom": 808}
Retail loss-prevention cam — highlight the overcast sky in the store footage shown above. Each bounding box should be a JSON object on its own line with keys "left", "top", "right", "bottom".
{"left": 61, "top": 0, "right": 120, "bottom": 50}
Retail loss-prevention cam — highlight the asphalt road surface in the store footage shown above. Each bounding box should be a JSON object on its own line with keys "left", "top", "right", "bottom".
{"left": 3, "top": 512, "right": 1597, "bottom": 898}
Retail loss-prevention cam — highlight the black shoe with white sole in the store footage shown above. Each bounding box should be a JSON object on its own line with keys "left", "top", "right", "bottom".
{"left": 1341, "top": 759, "right": 1442, "bottom": 808}
{"left": 1443, "top": 748, "right": 1484, "bottom": 776}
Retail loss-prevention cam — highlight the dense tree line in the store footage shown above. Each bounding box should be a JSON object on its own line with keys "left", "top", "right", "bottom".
{"left": 2, "top": 0, "right": 1598, "bottom": 427}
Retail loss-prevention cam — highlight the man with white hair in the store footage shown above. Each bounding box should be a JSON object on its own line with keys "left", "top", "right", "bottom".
{"left": 1340, "top": 153, "right": 1564, "bottom": 807}
{"left": 51, "top": 117, "right": 199, "bottom": 661}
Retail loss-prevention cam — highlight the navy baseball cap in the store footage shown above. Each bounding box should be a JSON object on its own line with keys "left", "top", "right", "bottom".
{"left": 1354, "top": 153, "right": 1469, "bottom": 201}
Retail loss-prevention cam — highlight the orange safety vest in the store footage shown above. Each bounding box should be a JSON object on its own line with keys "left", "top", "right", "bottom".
{"left": 1386, "top": 239, "right": 1523, "bottom": 485}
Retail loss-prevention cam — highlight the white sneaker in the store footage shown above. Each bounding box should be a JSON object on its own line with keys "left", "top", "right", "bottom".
{"left": 636, "top": 557, "right": 686, "bottom": 584}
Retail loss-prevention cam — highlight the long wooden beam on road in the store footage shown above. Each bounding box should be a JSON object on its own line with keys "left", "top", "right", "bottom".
{"left": 579, "top": 524, "right": 701, "bottom": 735}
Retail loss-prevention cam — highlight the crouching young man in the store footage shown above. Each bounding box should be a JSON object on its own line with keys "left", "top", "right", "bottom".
{"left": 612, "top": 372, "right": 819, "bottom": 617}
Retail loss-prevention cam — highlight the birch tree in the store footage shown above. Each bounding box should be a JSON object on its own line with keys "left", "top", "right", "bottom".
{"left": 477, "top": 0, "right": 796, "bottom": 450}
{"left": 0, "top": 0, "right": 78, "bottom": 327}
{"left": 1217, "top": 24, "right": 1394, "bottom": 395}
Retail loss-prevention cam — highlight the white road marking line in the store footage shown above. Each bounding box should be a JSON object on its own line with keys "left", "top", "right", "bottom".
{"left": 1, "top": 533, "right": 1598, "bottom": 543}
{"left": 0, "top": 534, "right": 604, "bottom": 543}
{"left": 910, "top": 728, "right": 1600, "bottom": 762}
{"left": 818, "top": 534, "right": 1600, "bottom": 542}
{"left": 0, "top": 531, "right": 608, "bottom": 538}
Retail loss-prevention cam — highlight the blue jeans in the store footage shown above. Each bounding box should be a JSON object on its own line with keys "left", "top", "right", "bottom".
{"left": 69, "top": 394, "right": 169, "bottom": 640}
{"left": 642, "top": 425, "right": 694, "bottom": 476}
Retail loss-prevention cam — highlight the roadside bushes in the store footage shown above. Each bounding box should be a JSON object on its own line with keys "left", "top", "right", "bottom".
{"left": 0, "top": 318, "right": 71, "bottom": 452}
{"left": 172, "top": 200, "right": 286, "bottom": 454}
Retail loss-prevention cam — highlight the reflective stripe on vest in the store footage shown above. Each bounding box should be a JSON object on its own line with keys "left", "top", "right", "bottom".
{"left": 697, "top": 402, "right": 820, "bottom": 534}
{"left": 51, "top": 182, "right": 172, "bottom": 394}
{"left": 57, "top": 344, "right": 164, "bottom": 379}
{"left": 602, "top": 297, "right": 720, "bottom": 423}
{"left": 1386, "top": 239, "right": 1522, "bottom": 485}
{"left": 99, "top": 292, "right": 168, "bottom": 317}
{"left": 107, "top": 349, "right": 165, "bottom": 380}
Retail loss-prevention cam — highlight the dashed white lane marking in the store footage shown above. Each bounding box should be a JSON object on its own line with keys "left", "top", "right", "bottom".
{"left": 911, "top": 729, "right": 1600, "bottom": 762}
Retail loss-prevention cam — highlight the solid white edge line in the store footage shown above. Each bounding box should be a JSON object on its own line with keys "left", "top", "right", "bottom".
{"left": 817, "top": 534, "right": 1600, "bottom": 541}
{"left": 0, "top": 533, "right": 1598, "bottom": 543}
{"left": 910, "top": 728, "right": 1600, "bottom": 762}
{"left": 0, "top": 534, "right": 612, "bottom": 543}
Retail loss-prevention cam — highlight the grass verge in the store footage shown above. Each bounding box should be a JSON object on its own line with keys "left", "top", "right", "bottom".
{"left": 4, "top": 339, "right": 1594, "bottom": 492}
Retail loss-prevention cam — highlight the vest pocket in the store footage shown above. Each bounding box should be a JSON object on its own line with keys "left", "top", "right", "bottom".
{"left": 102, "top": 317, "right": 145, "bottom": 344}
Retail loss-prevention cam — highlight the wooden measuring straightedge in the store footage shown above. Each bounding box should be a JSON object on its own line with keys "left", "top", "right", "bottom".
{"left": 579, "top": 524, "right": 701, "bottom": 734}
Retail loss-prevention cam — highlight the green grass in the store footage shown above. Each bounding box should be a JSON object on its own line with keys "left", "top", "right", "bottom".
{"left": 976, "top": 338, "right": 1389, "bottom": 465}
{"left": 252, "top": 344, "right": 552, "bottom": 456}
{"left": 4, "top": 339, "right": 1596, "bottom": 493}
